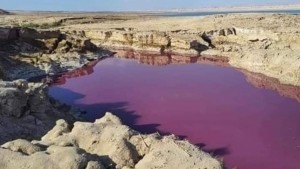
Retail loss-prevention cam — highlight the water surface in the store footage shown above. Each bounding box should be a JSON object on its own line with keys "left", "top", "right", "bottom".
{"left": 49, "top": 54, "right": 300, "bottom": 169}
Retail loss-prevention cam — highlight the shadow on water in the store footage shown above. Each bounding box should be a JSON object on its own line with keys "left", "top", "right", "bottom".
{"left": 160, "top": 133, "right": 230, "bottom": 157}
{"left": 81, "top": 102, "right": 162, "bottom": 134}
{"left": 50, "top": 87, "right": 231, "bottom": 162}
{"left": 197, "top": 144, "right": 230, "bottom": 157}
{"left": 50, "top": 87, "right": 161, "bottom": 134}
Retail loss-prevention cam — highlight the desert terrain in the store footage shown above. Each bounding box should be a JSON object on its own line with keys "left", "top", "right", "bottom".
{"left": 0, "top": 9, "right": 299, "bottom": 169}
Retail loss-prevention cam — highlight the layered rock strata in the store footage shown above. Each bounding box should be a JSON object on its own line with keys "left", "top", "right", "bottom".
{"left": 67, "top": 14, "right": 300, "bottom": 86}
{"left": 1, "top": 14, "right": 300, "bottom": 86}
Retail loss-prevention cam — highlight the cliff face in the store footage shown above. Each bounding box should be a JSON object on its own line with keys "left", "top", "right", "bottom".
{"left": 0, "top": 27, "right": 112, "bottom": 80}
{"left": 80, "top": 14, "right": 300, "bottom": 86}
{"left": 1, "top": 13, "right": 300, "bottom": 86}
{"left": 84, "top": 29, "right": 211, "bottom": 55}
{"left": 202, "top": 26, "right": 300, "bottom": 87}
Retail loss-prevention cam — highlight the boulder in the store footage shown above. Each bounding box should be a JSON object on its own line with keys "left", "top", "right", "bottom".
{"left": 29, "top": 112, "right": 223, "bottom": 169}
{"left": 0, "top": 145, "right": 106, "bottom": 169}
{"left": 0, "top": 80, "right": 77, "bottom": 144}
{"left": 1, "top": 139, "right": 43, "bottom": 155}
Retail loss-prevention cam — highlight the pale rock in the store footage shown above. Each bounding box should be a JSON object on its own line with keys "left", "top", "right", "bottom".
{"left": 1, "top": 139, "right": 43, "bottom": 155}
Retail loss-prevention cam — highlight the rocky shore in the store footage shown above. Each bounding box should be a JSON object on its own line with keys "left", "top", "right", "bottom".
{"left": 0, "top": 80, "right": 79, "bottom": 144}
{"left": 0, "top": 113, "right": 222, "bottom": 169}
{"left": 0, "top": 26, "right": 113, "bottom": 80}
{"left": 1, "top": 13, "right": 300, "bottom": 85}
{"left": 0, "top": 12, "right": 299, "bottom": 169}
{"left": 77, "top": 14, "right": 300, "bottom": 86}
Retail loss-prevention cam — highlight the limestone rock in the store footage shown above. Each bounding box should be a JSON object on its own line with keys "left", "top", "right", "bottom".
{"left": 0, "top": 27, "right": 109, "bottom": 80}
{"left": 86, "top": 161, "right": 107, "bottom": 169}
{"left": 1, "top": 139, "right": 43, "bottom": 155}
{"left": 19, "top": 28, "right": 61, "bottom": 40}
{"left": 0, "top": 145, "right": 105, "bottom": 169}
{"left": 0, "top": 80, "right": 76, "bottom": 144}
{"left": 28, "top": 112, "right": 223, "bottom": 169}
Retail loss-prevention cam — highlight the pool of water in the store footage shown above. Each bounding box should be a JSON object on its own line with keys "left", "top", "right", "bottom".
{"left": 49, "top": 53, "right": 300, "bottom": 169}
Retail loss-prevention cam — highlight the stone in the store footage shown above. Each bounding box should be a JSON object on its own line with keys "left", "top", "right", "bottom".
{"left": 86, "top": 161, "right": 107, "bottom": 169}
{"left": 28, "top": 112, "right": 222, "bottom": 169}
{"left": 19, "top": 28, "right": 61, "bottom": 40}
{"left": 0, "top": 87, "right": 28, "bottom": 117}
{"left": 0, "top": 145, "right": 105, "bottom": 169}
{"left": 0, "top": 80, "right": 76, "bottom": 144}
{"left": 1, "top": 139, "right": 43, "bottom": 155}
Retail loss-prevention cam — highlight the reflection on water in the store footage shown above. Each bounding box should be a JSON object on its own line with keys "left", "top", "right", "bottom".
{"left": 51, "top": 49, "right": 300, "bottom": 104}
{"left": 114, "top": 48, "right": 229, "bottom": 66}
{"left": 242, "top": 70, "right": 300, "bottom": 103}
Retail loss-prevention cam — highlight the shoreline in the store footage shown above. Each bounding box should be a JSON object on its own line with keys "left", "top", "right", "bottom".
{"left": 1, "top": 12, "right": 300, "bottom": 91}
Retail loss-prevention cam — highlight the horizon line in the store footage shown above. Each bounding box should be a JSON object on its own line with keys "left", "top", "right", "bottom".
{"left": 3, "top": 3, "right": 300, "bottom": 13}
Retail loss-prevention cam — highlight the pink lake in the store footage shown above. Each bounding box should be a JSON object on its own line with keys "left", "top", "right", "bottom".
{"left": 49, "top": 53, "right": 300, "bottom": 169}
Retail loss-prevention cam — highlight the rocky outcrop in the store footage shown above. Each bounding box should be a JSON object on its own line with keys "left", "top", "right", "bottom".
{"left": 0, "top": 80, "right": 78, "bottom": 144}
{"left": 70, "top": 14, "right": 300, "bottom": 86}
{"left": 114, "top": 48, "right": 228, "bottom": 66}
{"left": 85, "top": 30, "right": 210, "bottom": 55}
{"left": 2, "top": 14, "right": 300, "bottom": 86}
{"left": 84, "top": 24, "right": 300, "bottom": 86}
{"left": 0, "top": 141, "right": 106, "bottom": 169}
{"left": 0, "top": 113, "right": 223, "bottom": 169}
{"left": 0, "top": 27, "right": 112, "bottom": 80}
{"left": 201, "top": 26, "right": 300, "bottom": 86}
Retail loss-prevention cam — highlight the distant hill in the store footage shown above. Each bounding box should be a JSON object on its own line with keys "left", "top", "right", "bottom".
{"left": 0, "top": 9, "right": 9, "bottom": 15}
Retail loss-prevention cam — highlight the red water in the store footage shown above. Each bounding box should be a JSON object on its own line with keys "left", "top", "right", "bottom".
{"left": 49, "top": 56, "right": 300, "bottom": 169}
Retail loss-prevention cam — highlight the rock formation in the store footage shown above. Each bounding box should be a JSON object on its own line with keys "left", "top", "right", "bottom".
{"left": 1, "top": 13, "right": 300, "bottom": 86}
{"left": 0, "top": 80, "right": 78, "bottom": 144}
{"left": 0, "top": 12, "right": 299, "bottom": 169}
{"left": 69, "top": 13, "right": 300, "bottom": 86}
{"left": 0, "top": 27, "right": 112, "bottom": 80}
{"left": 0, "top": 113, "right": 223, "bottom": 169}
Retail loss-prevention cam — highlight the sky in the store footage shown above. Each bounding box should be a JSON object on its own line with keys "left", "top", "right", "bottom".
{"left": 1, "top": 0, "right": 300, "bottom": 11}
